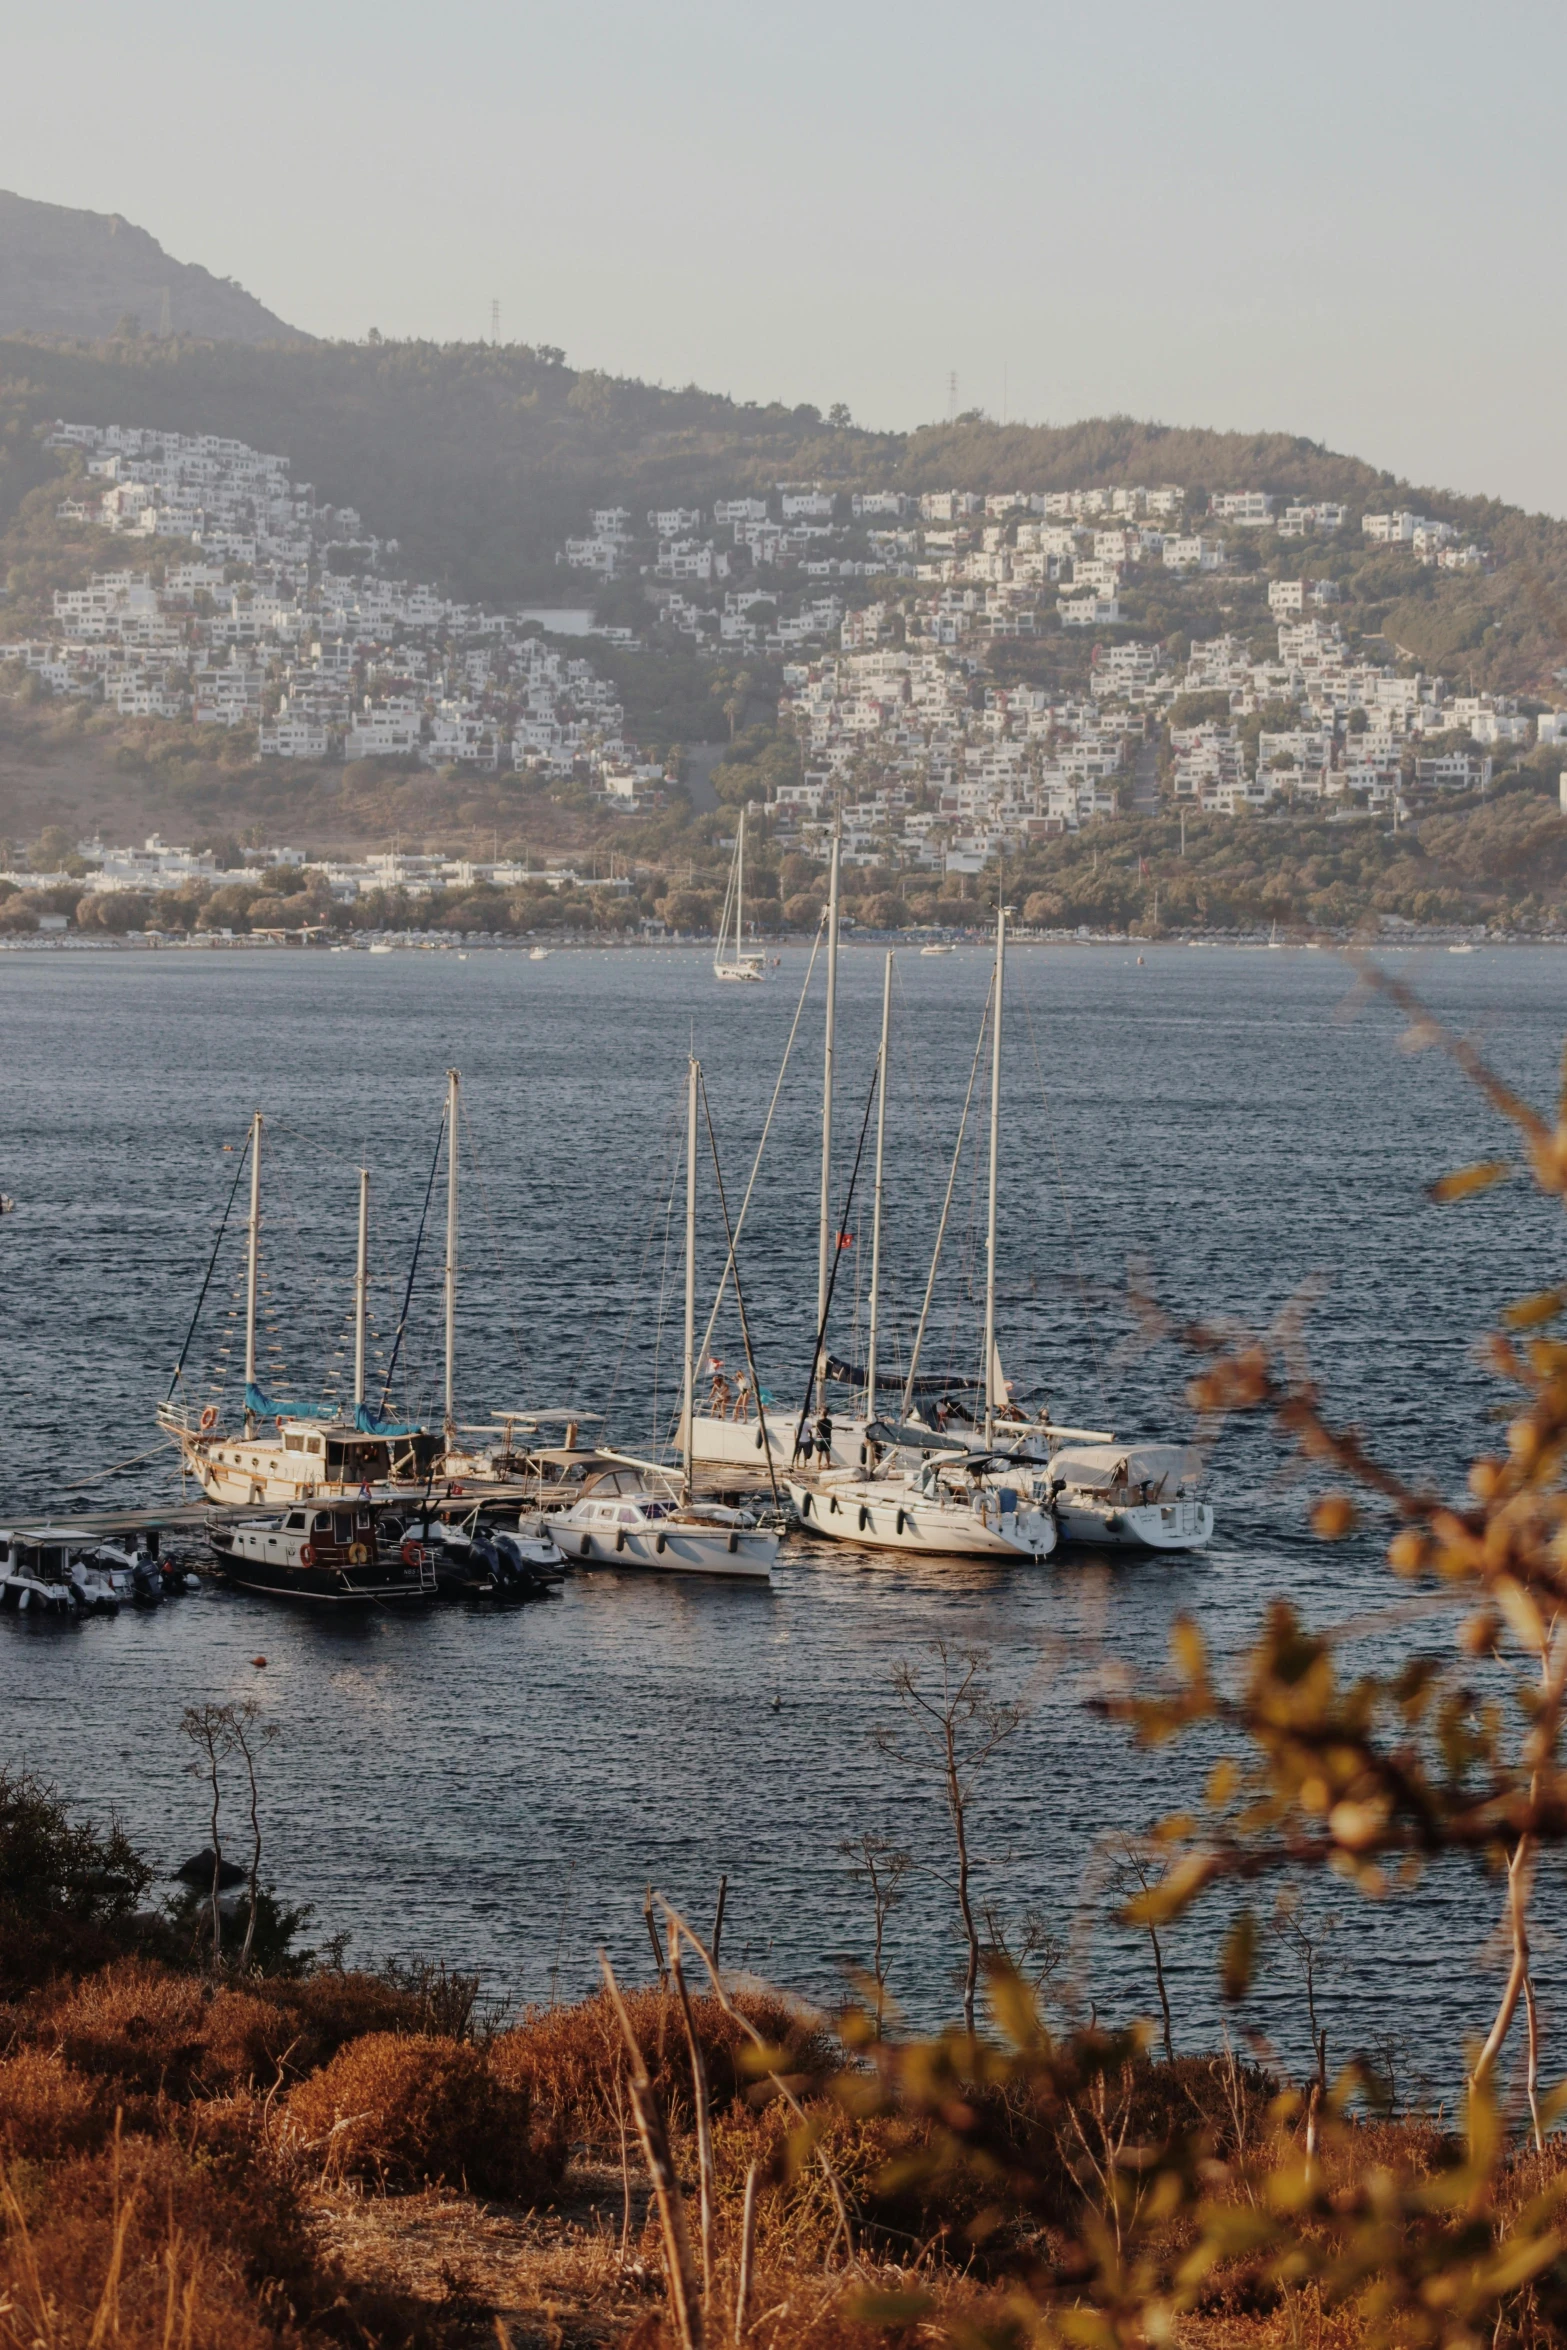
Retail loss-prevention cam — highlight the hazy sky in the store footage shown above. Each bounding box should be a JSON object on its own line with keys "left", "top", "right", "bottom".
{"left": 5, "top": 0, "right": 1565, "bottom": 510}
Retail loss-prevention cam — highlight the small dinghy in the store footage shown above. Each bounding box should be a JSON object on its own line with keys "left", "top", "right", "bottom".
{"left": 389, "top": 1511, "right": 564, "bottom": 1602}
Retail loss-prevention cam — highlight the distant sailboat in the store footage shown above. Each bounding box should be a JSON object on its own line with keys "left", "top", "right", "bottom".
{"left": 713, "top": 807, "right": 765, "bottom": 982}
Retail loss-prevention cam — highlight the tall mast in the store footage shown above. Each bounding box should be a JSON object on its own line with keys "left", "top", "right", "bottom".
{"left": 736, "top": 806, "right": 745, "bottom": 952}
{"left": 814, "top": 828, "right": 841, "bottom": 1410}
{"left": 443, "top": 1068, "right": 459, "bottom": 1446}
{"left": 865, "top": 951, "right": 893, "bottom": 1420}
{"left": 353, "top": 1167, "right": 369, "bottom": 1417}
{"left": 983, "top": 904, "right": 1006, "bottom": 1447}
{"left": 243, "top": 1109, "right": 262, "bottom": 1431}
{"left": 682, "top": 1055, "right": 699, "bottom": 1502}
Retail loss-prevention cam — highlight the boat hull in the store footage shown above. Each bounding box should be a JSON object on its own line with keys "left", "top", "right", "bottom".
{"left": 787, "top": 1479, "right": 1056, "bottom": 1560}
{"left": 1054, "top": 1497, "right": 1213, "bottom": 1552}
{"left": 554, "top": 1520, "right": 775, "bottom": 1580}
{"left": 206, "top": 1552, "right": 434, "bottom": 1604}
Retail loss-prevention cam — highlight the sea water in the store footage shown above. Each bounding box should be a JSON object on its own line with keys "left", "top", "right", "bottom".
{"left": 0, "top": 939, "right": 1561, "bottom": 2095}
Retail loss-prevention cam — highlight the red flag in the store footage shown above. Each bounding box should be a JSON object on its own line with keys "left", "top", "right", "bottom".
{"left": 836, "top": 1231, "right": 854, "bottom": 1250}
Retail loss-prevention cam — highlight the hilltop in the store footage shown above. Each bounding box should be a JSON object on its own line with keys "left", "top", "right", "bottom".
{"left": 0, "top": 191, "right": 303, "bottom": 345}
{"left": 3, "top": 334, "right": 1561, "bottom": 648}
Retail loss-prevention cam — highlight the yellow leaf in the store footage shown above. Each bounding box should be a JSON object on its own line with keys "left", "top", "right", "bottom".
{"left": 1502, "top": 1289, "right": 1567, "bottom": 1330}
{"left": 1206, "top": 1758, "right": 1239, "bottom": 1808}
{"left": 1495, "top": 1577, "right": 1547, "bottom": 1652}
{"left": 1311, "top": 1494, "right": 1357, "bottom": 1539}
{"left": 1428, "top": 1159, "right": 1512, "bottom": 1203}
{"left": 1220, "top": 1909, "right": 1257, "bottom": 2002}
{"left": 1171, "top": 1616, "right": 1206, "bottom": 1681}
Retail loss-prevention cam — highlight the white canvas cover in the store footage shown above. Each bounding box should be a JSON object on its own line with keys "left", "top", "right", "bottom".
{"left": 1048, "top": 1443, "right": 1200, "bottom": 1495}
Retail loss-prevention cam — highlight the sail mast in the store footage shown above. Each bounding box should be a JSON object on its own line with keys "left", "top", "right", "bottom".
{"left": 814, "top": 828, "right": 841, "bottom": 1411}
{"left": 683, "top": 1055, "right": 699, "bottom": 1502}
{"left": 243, "top": 1109, "right": 262, "bottom": 1431}
{"left": 353, "top": 1167, "right": 369, "bottom": 1416}
{"left": 983, "top": 904, "right": 1006, "bottom": 1447}
{"left": 736, "top": 806, "right": 745, "bottom": 956}
{"left": 865, "top": 951, "right": 892, "bottom": 1418}
{"left": 443, "top": 1068, "right": 459, "bottom": 1447}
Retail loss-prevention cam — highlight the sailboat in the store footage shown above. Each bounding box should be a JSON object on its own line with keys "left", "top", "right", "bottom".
{"left": 785, "top": 913, "right": 1057, "bottom": 1562}
{"left": 159, "top": 1073, "right": 542, "bottom": 1504}
{"left": 713, "top": 806, "right": 765, "bottom": 982}
{"left": 549, "top": 1057, "right": 779, "bottom": 1579}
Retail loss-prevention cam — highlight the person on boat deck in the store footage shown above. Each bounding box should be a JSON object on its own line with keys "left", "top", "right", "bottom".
{"left": 813, "top": 1411, "right": 833, "bottom": 1467}
{"left": 707, "top": 1365, "right": 731, "bottom": 1416}
{"left": 733, "top": 1372, "right": 751, "bottom": 1422}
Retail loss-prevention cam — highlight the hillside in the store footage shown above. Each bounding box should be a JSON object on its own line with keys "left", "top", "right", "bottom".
{"left": 0, "top": 191, "right": 302, "bottom": 344}
{"left": 4, "top": 336, "right": 1564, "bottom": 670}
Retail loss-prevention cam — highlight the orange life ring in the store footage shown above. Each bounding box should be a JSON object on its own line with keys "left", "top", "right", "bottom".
{"left": 199, "top": 1405, "right": 219, "bottom": 1432}
{"left": 401, "top": 1539, "right": 424, "bottom": 1568}
{"left": 299, "top": 1542, "right": 316, "bottom": 1567}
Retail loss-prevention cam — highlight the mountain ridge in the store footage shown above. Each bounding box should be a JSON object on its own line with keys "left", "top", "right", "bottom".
{"left": 0, "top": 190, "right": 304, "bottom": 345}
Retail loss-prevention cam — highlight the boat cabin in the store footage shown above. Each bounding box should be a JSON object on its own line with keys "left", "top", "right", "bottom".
{"left": 0, "top": 1531, "right": 72, "bottom": 1583}
{"left": 272, "top": 1421, "right": 443, "bottom": 1483}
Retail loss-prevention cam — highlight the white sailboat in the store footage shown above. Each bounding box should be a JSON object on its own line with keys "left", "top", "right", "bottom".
{"left": 786, "top": 910, "right": 1056, "bottom": 1561}
{"left": 550, "top": 1057, "right": 779, "bottom": 1579}
{"left": 713, "top": 806, "right": 765, "bottom": 982}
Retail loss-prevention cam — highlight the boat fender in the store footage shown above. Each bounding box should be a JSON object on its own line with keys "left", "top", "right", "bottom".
{"left": 800, "top": 1491, "right": 812, "bottom": 1518}
{"left": 1104, "top": 1513, "right": 1121, "bottom": 1534}
{"left": 828, "top": 1494, "right": 840, "bottom": 1516}
{"left": 895, "top": 1509, "right": 905, "bottom": 1535}
{"left": 348, "top": 1542, "right": 369, "bottom": 1566}
{"left": 579, "top": 1535, "right": 592, "bottom": 1557}
{"left": 401, "top": 1539, "right": 424, "bottom": 1568}
{"left": 655, "top": 1532, "right": 667, "bottom": 1554}
{"left": 754, "top": 1430, "right": 763, "bottom": 1452}
{"left": 299, "top": 1543, "right": 316, "bottom": 1567}
{"left": 199, "top": 1405, "right": 218, "bottom": 1432}
{"left": 858, "top": 1445, "right": 867, "bottom": 1467}
{"left": 727, "top": 1531, "right": 738, "bottom": 1554}
{"left": 857, "top": 1505, "right": 869, "bottom": 1531}
{"left": 615, "top": 1529, "right": 626, "bottom": 1552}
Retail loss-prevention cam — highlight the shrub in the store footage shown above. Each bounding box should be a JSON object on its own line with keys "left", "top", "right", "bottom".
{"left": 490, "top": 1987, "right": 835, "bottom": 2143}
{"left": 286, "top": 2032, "right": 562, "bottom": 2200}
{"left": 0, "top": 1769, "right": 154, "bottom": 1988}
{"left": 0, "top": 2049, "right": 122, "bottom": 2160}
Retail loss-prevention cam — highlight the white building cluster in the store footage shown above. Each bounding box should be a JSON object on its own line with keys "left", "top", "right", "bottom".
{"left": 4, "top": 423, "right": 665, "bottom": 803}
{"left": 771, "top": 599, "right": 1535, "bottom": 869}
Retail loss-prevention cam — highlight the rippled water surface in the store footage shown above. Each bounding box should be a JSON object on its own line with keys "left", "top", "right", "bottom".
{"left": 2, "top": 939, "right": 1564, "bottom": 2085}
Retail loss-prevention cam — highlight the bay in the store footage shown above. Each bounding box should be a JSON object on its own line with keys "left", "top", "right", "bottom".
{"left": 0, "top": 938, "right": 1561, "bottom": 2096}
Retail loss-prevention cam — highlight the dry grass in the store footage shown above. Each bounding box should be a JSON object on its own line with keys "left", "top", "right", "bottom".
{"left": 287, "top": 2032, "right": 565, "bottom": 2202}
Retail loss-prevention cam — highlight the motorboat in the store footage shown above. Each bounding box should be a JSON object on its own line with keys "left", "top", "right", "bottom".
{"left": 919, "top": 942, "right": 955, "bottom": 956}
{"left": 207, "top": 1499, "right": 437, "bottom": 1604}
{"left": 529, "top": 945, "right": 551, "bottom": 960}
{"left": 551, "top": 1466, "right": 776, "bottom": 1581}
{"left": 713, "top": 807, "right": 765, "bottom": 982}
{"left": 0, "top": 1529, "right": 119, "bottom": 1616}
{"left": 788, "top": 1445, "right": 1056, "bottom": 1560}
{"left": 77, "top": 1537, "right": 193, "bottom": 1605}
{"left": 1038, "top": 1441, "right": 1213, "bottom": 1552}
